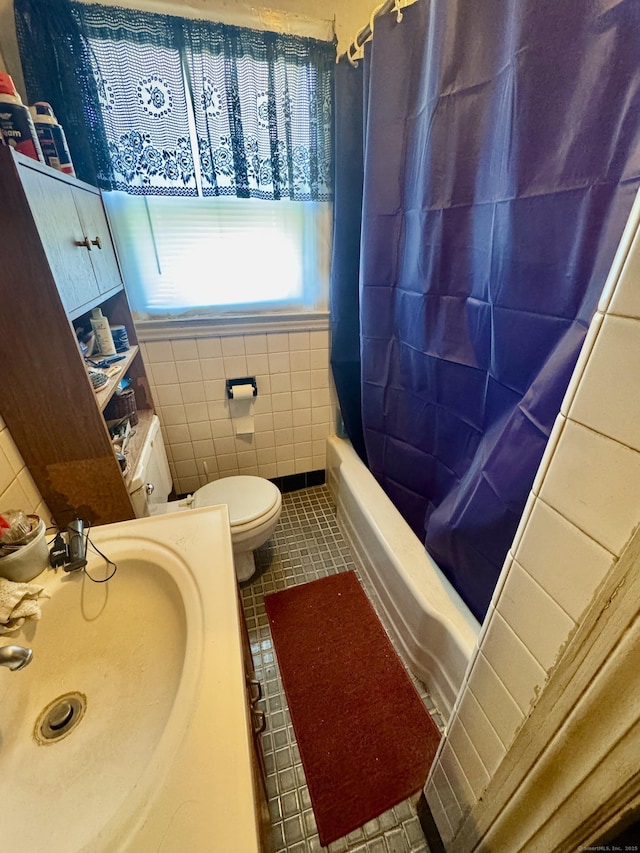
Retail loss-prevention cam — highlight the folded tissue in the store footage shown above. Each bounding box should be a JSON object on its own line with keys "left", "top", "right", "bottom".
{"left": 0, "top": 578, "right": 49, "bottom": 634}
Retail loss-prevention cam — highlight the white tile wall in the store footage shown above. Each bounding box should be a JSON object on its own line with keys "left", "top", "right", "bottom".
{"left": 455, "top": 687, "right": 506, "bottom": 778}
{"left": 606, "top": 211, "right": 640, "bottom": 318}
{"left": 430, "top": 764, "right": 463, "bottom": 841}
{"left": 568, "top": 315, "right": 640, "bottom": 450}
{"left": 0, "top": 325, "right": 336, "bottom": 514}
{"left": 424, "top": 777, "right": 454, "bottom": 846}
{"left": 445, "top": 717, "right": 490, "bottom": 800}
{"left": 539, "top": 420, "right": 640, "bottom": 556}
{"left": 497, "top": 560, "right": 575, "bottom": 671}
{"left": 426, "top": 188, "right": 640, "bottom": 844}
{"left": 514, "top": 500, "right": 613, "bottom": 623}
{"left": 466, "top": 651, "right": 524, "bottom": 749}
{"left": 140, "top": 329, "right": 337, "bottom": 494}
{"left": 479, "top": 611, "right": 547, "bottom": 714}
{"left": 0, "top": 414, "right": 51, "bottom": 526}
{"left": 438, "top": 742, "right": 476, "bottom": 817}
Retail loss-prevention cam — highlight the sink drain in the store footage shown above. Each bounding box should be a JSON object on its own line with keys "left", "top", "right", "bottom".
{"left": 35, "top": 692, "right": 86, "bottom": 744}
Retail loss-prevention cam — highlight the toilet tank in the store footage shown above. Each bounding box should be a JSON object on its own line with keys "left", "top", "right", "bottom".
{"left": 128, "top": 415, "right": 173, "bottom": 518}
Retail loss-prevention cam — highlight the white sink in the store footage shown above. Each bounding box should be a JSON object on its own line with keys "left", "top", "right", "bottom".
{"left": 0, "top": 506, "right": 260, "bottom": 852}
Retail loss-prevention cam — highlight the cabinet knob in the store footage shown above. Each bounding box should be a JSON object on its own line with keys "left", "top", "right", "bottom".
{"left": 145, "top": 483, "right": 155, "bottom": 496}
{"left": 75, "top": 236, "right": 91, "bottom": 251}
{"left": 91, "top": 236, "right": 102, "bottom": 249}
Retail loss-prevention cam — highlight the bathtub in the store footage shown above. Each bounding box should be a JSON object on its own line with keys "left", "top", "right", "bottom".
{"left": 326, "top": 435, "right": 480, "bottom": 722}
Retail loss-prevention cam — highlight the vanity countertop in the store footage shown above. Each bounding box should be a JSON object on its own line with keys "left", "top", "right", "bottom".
{"left": 12, "top": 506, "right": 261, "bottom": 853}
{"left": 114, "top": 506, "right": 262, "bottom": 853}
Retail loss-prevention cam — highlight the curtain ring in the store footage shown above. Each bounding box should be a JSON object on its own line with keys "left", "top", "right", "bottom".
{"left": 347, "top": 40, "right": 361, "bottom": 66}
{"left": 393, "top": 0, "right": 404, "bottom": 22}
{"left": 370, "top": 0, "right": 388, "bottom": 35}
{"left": 369, "top": 5, "right": 378, "bottom": 38}
{"left": 345, "top": 0, "right": 393, "bottom": 65}
{"left": 347, "top": 31, "right": 365, "bottom": 65}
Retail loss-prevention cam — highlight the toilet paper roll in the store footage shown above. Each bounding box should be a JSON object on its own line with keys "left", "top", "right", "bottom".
{"left": 229, "top": 383, "right": 255, "bottom": 436}
{"left": 230, "top": 383, "right": 255, "bottom": 400}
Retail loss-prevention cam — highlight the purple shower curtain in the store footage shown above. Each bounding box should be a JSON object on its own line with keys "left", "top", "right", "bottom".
{"left": 332, "top": 0, "right": 640, "bottom": 621}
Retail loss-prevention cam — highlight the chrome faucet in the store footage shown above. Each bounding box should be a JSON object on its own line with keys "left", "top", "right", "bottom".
{"left": 0, "top": 645, "right": 33, "bottom": 671}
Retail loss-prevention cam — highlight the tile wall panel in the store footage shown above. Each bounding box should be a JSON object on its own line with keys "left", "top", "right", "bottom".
{"left": 607, "top": 225, "right": 640, "bottom": 318}
{"left": 424, "top": 778, "right": 454, "bottom": 846}
{"left": 439, "top": 742, "right": 476, "bottom": 821}
{"left": 514, "top": 500, "right": 614, "bottom": 623}
{"left": 479, "top": 612, "right": 547, "bottom": 715}
{"left": 466, "top": 651, "right": 525, "bottom": 750}
{"left": 455, "top": 688, "right": 506, "bottom": 778}
{"left": 568, "top": 315, "right": 640, "bottom": 450}
{"left": 0, "top": 414, "right": 51, "bottom": 525}
{"left": 496, "top": 560, "right": 575, "bottom": 671}
{"left": 141, "top": 330, "right": 337, "bottom": 495}
{"left": 445, "top": 718, "right": 490, "bottom": 799}
{"left": 539, "top": 420, "right": 640, "bottom": 556}
{"left": 431, "top": 764, "right": 463, "bottom": 840}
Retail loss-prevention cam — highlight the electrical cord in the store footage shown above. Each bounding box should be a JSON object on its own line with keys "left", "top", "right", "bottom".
{"left": 47, "top": 520, "right": 117, "bottom": 582}
{"left": 82, "top": 521, "right": 118, "bottom": 583}
{"left": 45, "top": 525, "right": 62, "bottom": 546}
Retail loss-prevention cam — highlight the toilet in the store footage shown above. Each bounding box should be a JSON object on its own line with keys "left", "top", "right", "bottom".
{"left": 129, "top": 416, "right": 282, "bottom": 582}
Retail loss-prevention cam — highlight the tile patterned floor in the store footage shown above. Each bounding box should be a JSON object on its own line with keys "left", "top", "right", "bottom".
{"left": 239, "top": 485, "right": 444, "bottom": 853}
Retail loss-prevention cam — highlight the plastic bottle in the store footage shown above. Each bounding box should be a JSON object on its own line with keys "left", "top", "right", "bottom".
{"left": 0, "top": 73, "right": 44, "bottom": 162}
{"left": 90, "top": 308, "right": 116, "bottom": 355}
{"left": 29, "top": 101, "right": 75, "bottom": 176}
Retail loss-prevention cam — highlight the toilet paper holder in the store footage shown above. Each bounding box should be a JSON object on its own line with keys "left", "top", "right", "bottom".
{"left": 226, "top": 377, "right": 258, "bottom": 399}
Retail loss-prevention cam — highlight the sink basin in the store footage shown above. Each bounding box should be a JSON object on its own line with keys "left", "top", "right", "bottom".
{"left": 0, "top": 507, "right": 260, "bottom": 852}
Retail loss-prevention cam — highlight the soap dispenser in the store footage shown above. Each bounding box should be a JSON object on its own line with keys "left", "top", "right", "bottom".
{"left": 90, "top": 308, "right": 116, "bottom": 355}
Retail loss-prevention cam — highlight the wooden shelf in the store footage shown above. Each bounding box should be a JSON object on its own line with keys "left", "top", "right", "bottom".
{"left": 93, "top": 346, "right": 139, "bottom": 410}
{"left": 0, "top": 145, "right": 157, "bottom": 526}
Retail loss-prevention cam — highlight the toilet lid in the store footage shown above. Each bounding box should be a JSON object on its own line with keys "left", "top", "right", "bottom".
{"left": 193, "top": 476, "right": 280, "bottom": 525}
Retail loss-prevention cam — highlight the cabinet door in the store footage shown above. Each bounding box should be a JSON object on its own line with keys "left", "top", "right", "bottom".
{"left": 237, "top": 595, "right": 273, "bottom": 853}
{"left": 72, "top": 186, "right": 123, "bottom": 296}
{"left": 19, "top": 165, "right": 100, "bottom": 314}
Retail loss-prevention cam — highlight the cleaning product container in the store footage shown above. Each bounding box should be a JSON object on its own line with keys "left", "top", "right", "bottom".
{"left": 0, "top": 73, "right": 43, "bottom": 162}
{"left": 0, "top": 518, "right": 49, "bottom": 582}
{"left": 29, "top": 101, "right": 75, "bottom": 175}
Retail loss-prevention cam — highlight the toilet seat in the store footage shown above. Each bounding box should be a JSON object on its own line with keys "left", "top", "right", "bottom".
{"left": 192, "top": 476, "right": 280, "bottom": 527}
{"left": 131, "top": 417, "right": 280, "bottom": 582}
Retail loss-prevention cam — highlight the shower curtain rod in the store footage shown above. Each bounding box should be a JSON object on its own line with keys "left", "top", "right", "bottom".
{"left": 341, "top": 0, "right": 413, "bottom": 62}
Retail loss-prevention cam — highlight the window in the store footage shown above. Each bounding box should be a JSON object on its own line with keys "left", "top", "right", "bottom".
{"left": 71, "top": 4, "right": 334, "bottom": 322}
{"left": 104, "top": 193, "right": 331, "bottom": 317}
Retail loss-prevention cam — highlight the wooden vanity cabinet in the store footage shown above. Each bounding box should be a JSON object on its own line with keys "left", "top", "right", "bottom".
{"left": 0, "top": 146, "right": 155, "bottom": 528}
{"left": 238, "top": 593, "right": 274, "bottom": 853}
{"left": 17, "top": 162, "right": 123, "bottom": 315}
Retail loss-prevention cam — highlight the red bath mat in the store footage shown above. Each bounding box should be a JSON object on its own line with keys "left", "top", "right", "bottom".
{"left": 265, "top": 570, "right": 441, "bottom": 846}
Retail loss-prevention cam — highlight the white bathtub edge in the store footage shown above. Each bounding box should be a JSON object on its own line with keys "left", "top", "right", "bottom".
{"left": 326, "top": 435, "right": 480, "bottom": 722}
